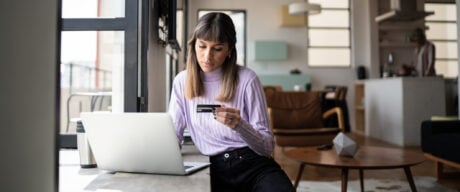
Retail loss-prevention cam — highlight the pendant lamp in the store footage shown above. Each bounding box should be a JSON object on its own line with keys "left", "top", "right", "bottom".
{"left": 288, "top": 1, "right": 322, "bottom": 15}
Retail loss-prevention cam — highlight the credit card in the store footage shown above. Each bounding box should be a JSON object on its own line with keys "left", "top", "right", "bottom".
{"left": 196, "top": 104, "right": 221, "bottom": 113}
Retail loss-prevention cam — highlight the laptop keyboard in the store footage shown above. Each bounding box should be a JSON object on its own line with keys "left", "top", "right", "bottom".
{"left": 184, "top": 165, "right": 193, "bottom": 169}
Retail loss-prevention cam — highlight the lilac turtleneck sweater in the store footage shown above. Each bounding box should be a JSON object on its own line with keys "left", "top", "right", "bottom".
{"left": 168, "top": 66, "right": 274, "bottom": 157}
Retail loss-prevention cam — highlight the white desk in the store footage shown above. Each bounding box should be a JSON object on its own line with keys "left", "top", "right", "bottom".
{"left": 364, "top": 77, "right": 446, "bottom": 146}
{"left": 60, "top": 145, "right": 210, "bottom": 192}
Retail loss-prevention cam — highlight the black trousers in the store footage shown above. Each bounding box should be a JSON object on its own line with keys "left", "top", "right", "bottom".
{"left": 210, "top": 147, "right": 295, "bottom": 192}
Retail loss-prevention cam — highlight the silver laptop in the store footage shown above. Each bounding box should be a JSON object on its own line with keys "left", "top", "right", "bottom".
{"left": 80, "top": 112, "right": 210, "bottom": 175}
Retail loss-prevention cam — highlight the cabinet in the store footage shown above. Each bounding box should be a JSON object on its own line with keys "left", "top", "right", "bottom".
{"left": 354, "top": 81, "right": 365, "bottom": 134}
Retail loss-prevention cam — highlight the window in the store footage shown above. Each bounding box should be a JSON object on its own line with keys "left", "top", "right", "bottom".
{"left": 425, "top": 3, "right": 458, "bottom": 78}
{"left": 307, "top": 0, "right": 350, "bottom": 67}
{"left": 198, "top": 10, "right": 247, "bottom": 66}
{"left": 60, "top": 1, "right": 140, "bottom": 134}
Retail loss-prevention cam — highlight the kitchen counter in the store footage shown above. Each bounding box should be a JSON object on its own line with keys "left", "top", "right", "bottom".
{"left": 364, "top": 77, "right": 446, "bottom": 146}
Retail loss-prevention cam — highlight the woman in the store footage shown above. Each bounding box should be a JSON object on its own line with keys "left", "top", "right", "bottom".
{"left": 410, "top": 28, "right": 436, "bottom": 76}
{"left": 168, "top": 12, "right": 295, "bottom": 192}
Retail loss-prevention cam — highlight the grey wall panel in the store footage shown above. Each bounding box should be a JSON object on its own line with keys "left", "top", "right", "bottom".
{"left": 0, "top": 0, "right": 59, "bottom": 191}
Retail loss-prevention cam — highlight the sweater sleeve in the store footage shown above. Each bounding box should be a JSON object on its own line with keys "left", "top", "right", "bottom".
{"left": 168, "top": 75, "right": 187, "bottom": 146}
{"left": 233, "top": 76, "right": 274, "bottom": 157}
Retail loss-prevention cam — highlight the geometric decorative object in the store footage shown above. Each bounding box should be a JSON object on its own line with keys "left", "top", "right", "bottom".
{"left": 254, "top": 41, "right": 288, "bottom": 61}
{"left": 333, "top": 132, "right": 358, "bottom": 157}
{"left": 288, "top": 1, "right": 322, "bottom": 16}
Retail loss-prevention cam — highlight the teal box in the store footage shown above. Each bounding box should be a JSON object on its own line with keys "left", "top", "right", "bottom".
{"left": 258, "top": 74, "right": 310, "bottom": 91}
{"left": 254, "top": 41, "right": 287, "bottom": 61}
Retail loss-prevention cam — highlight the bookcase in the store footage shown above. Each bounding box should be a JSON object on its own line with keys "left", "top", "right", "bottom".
{"left": 354, "top": 81, "right": 365, "bottom": 134}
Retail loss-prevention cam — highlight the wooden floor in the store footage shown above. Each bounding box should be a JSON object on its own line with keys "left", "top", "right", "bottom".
{"left": 274, "top": 132, "right": 460, "bottom": 190}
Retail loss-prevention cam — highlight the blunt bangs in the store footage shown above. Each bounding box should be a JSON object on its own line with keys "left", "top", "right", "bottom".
{"left": 195, "top": 22, "right": 228, "bottom": 44}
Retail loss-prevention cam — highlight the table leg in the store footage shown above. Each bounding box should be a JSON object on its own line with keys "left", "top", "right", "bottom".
{"left": 341, "top": 168, "right": 349, "bottom": 192}
{"left": 359, "top": 169, "right": 364, "bottom": 192}
{"left": 294, "top": 163, "right": 306, "bottom": 189}
{"left": 404, "top": 167, "right": 417, "bottom": 192}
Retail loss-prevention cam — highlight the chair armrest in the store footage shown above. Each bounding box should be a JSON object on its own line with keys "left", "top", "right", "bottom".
{"left": 268, "top": 108, "right": 274, "bottom": 131}
{"left": 322, "top": 107, "right": 344, "bottom": 132}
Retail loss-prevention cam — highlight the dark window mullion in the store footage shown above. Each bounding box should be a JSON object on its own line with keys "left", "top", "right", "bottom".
{"left": 124, "top": 0, "right": 139, "bottom": 112}
{"left": 436, "top": 58, "right": 458, "bottom": 61}
{"left": 62, "top": 18, "right": 126, "bottom": 31}
{"left": 431, "top": 39, "right": 458, "bottom": 42}
{"left": 426, "top": 20, "right": 457, "bottom": 23}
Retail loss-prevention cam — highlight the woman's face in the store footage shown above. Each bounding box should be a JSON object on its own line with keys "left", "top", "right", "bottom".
{"left": 195, "top": 38, "right": 231, "bottom": 73}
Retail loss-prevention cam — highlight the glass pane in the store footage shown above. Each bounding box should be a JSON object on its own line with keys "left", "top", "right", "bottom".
{"left": 309, "top": 29, "right": 349, "bottom": 46}
{"left": 435, "top": 60, "right": 458, "bottom": 78}
{"left": 309, "top": 10, "right": 349, "bottom": 27}
{"left": 425, "top": 4, "right": 456, "bottom": 21}
{"left": 62, "top": 0, "right": 125, "bottom": 18}
{"left": 60, "top": 31, "right": 124, "bottom": 133}
{"left": 310, "top": 0, "right": 349, "bottom": 8}
{"left": 198, "top": 10, "right": 246, "bottom": 66}
{"left": 433, "top": 41, "right": 458, "bottom": 59}
{"left": 308, "top": 48, "right": 350, "bottom": 66}
{"left": 177, "top": 10, "right": 184, "bottom": 49}
{"left": 426, "top": 23, "right": 457, "bottom": 40}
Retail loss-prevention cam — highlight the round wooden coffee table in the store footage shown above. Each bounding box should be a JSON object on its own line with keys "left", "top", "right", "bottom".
{"left": 284, "top": 146, "right": 425, "bottom": 192}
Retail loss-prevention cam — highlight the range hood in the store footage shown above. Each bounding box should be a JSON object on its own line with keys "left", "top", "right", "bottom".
{"left": 375, "top": 0, "right": 434, "bottom": 23}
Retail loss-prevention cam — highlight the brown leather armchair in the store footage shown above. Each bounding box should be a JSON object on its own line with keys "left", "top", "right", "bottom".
{"left": 266, "top": 91, "right": 344, "bottom": 149}
{"left": 263, "top": 85, "right": 283, "bottom": 98}
{"left": 266, "top": 91, "right": 344, "bottom": 188}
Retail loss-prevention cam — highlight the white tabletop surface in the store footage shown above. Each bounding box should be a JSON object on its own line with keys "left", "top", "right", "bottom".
{"left": 59, "top": 144, "right": 210, "bottom": 192}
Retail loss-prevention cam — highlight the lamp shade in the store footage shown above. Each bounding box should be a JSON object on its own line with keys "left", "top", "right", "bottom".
{"left": 288, "top": 2, "right": 321, "bottom": 15}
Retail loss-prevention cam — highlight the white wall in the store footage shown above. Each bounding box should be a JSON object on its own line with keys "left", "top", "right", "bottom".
{"left": 0, "top": 0, "right": 58, "bottom": 191}
{"left": 187, "top": 0, "right": 375, "bottom": 130}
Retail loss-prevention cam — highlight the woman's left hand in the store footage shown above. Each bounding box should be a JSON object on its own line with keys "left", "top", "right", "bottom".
{"left": 214, "top": 106, "right": 241, "bottom": 129}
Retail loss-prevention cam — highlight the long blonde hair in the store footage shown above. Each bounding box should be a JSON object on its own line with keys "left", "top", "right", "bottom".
{"left": 185, "top": 12, "right": 239, "bottom": 102}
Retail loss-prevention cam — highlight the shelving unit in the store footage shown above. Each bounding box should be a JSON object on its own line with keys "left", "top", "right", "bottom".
{"left": 378, "top": 21, "right": 425, "bottom": 68}
{"left": 354, "top": 81, "right": 365, "bottom": 134}
{"left": 376, "top": 0, "right": 429, "bottom": 76}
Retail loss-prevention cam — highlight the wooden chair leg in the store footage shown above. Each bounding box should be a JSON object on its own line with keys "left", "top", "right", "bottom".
{"left": 294, "top": 163, "right": 306, "bottom": 189}
{"left": 435, "top": 161, "right": 445, "bottom": 179}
